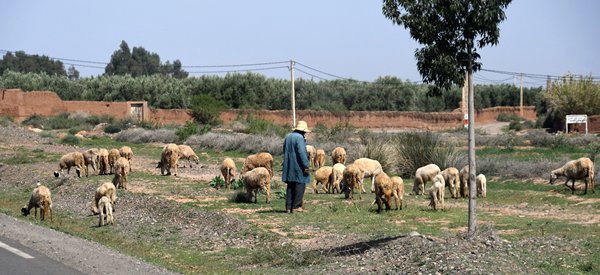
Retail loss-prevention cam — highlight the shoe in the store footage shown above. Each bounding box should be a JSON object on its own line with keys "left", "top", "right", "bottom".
{"left": 293, "top": 207, "right": 305, "bottom": 213}
{"left": 286, "top": 209, "right": 292, "bottom": 213}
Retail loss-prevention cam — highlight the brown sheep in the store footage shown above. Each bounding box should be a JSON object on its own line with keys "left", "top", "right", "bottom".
{"left": 310, "top": 166, "right": 333, "bottom": 194}
{"left": 413, "top": 164, "right": 441, "bottom": 195}
{"left": 21, "top": 183, "right": 53, "bottom": 221}
{"left": 459, "top": 165, "right": 470, "bottom": 198}
{"left": 119, "top": 146, "right": 133, "bottom": 172}
{"left": 314, "top": 149, "right": 326, "bottom": 169}
{"left": 441, "top": 167, "right": 460, "bottom": 199}
{"left": 113, "top": 157, "right": 130, "bottom": 189}
{"left": 220, "top": 157, "right": 237, "bottom": 189}
{"left": 550, "top": 157, "right": 595, "bottom": 194}
{"left": 306, "top": 145, "right": 316, "bottom": 169}
{"left": 108, "top": 149, "right": 121, "bottom": 174}
{"left": 329, "top": 163, "right": 346, "bottom": 194}
{"left": 373, "top": 172, "right": 395, "bottom": 212}
{"left": 82, "top": 148, "right": 99, "bottom": 176}
{"left": 391, "top": 176, "right": 405, "bottom": 210}
{"left": 241, "top": 152, "right": 273, "bottom": 178}
{"left": 54, "top": 151, "right": 85, "bottom": 178}
{"left": 97, "top": 148, "right": 109, "bottom": 175}
{"left": 429, "top": 174, "right": 445, "bottom": 211}
{"left": 343, "top": 164, "right": 365, "bottom": 200}
{"left": 178, "top": 144, "right": 200, "bottom": 168}
{"left": 91, "top": 182, "right": 117, "bottom": 215}
{"left": 331, "top": 147, "right": 347, "bottom": 165}
{"left": 158, "top": 143, "right": 180, "bottom": 176}
{"left": 242, "top": 167, "right": 271, "bottom": 203}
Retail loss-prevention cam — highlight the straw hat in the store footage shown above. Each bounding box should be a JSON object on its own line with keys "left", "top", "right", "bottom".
{"left": 292, "top": 120, "right": 311, "bottom": 133}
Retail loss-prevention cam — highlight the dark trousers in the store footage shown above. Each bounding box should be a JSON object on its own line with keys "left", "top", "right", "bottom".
{"left": 285, "top": 181, "right": 305, "bottom": 210}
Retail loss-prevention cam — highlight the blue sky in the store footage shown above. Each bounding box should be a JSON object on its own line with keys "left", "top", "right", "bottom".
{"left": 1, "top": 0, "right": 598, "bottom": 87}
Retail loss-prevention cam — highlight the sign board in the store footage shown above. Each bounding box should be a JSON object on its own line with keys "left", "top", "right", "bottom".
{"left": 565, "top": 114, "right": 588, "bottom": 134}
{"left": 463, "top": 114, "right": 469, "bottom": 128}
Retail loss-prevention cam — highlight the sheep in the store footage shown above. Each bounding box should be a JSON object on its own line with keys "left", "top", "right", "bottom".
{"left": 82, "top": 148, "right": 99, "bottom": 176}
{"left": 177, "top": 144, "right": 200, "bottom": 168}
{"left": 98, "top": 196, "right": 114, "bottom": 227}
{"left": 459, "top": 165, "right": 472, "bottom": 198}
{"left": 372, "top": 172, "right": 395, "bottom": 212}
{"left": 310, "top": 166, "right": 333, "bottom": 194}
{"left": 413, "top": 164, "right": 441, "bottom": 195}
{"left": 429, "top": 174, "right": 445, "bottom": 211}
{"left": 306, "top": 145, "right": 316, "bottom": 169}
{"left": 314, "top": 149, "right": 326, "bottom": 169}
{"left": 108, "top": 149, "right": 121, "bottom": 174}
{"left": 550, "top": 157, "right": 595, "bottom": 195}
{"left": 329, "top": 163, "right": 346, "bottom": 194}
{"left": 331, "top": 147, "right": 347, "bottom": 165}
{"left": 241, "top": 152, "right": 273, "bottom": 178}
{"left": 91, "top": 182, "right": 116, "bottom": 215}
{"left": 391, "top": 176, "right": 405, "bottom": 210}
{"left": 97, "top": 148, "right": 109, "bottom": 175}
{"left": 476, "top": 173, "right": 487, "bottom": 198}
{"left": 158, "top": 143, "right": 180, "bottom": 176}
{"left": 342, "top": 164, "right": 365, "bottom": 200}
{"left": 242, "top": 167, "right": 271, "bottom": 203}
{"left": 119, "top": 146, "right": 133, "bottom": 172}
{"left": 220, "top": 157, "right": 237, "bottom": 189}
{"left": 113, "top": 157, "right": 130, "bottom": 190}
{"left": 21, "top": 183, "right": 53, "bottom": 221}
{"left": 53, "top": 151, "right": 85, "bottom": 178}
{"left": 352, "top": 158, "right": 383, "bottom": 193}
{"left": 441, "top": 167, "right": 460, "bottom": 199}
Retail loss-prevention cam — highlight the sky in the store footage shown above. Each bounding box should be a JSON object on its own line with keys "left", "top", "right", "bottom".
{"left": 1, "top": 0, "right": 599, "bottom": 87}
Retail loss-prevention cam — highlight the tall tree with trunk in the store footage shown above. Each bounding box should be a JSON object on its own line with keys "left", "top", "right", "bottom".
{"left": 383, "top": 0, "right": 511, "bottom": 236}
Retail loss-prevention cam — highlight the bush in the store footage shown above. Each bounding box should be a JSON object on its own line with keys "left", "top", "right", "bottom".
{"left": 22, "top": 114, "right": 45, "bottom": 128}
{"left": 186, "top": 132, "right": 284, "bottom": 155}
{"left": 176, "top": 121, "right": 200, "bottom": 143}
{"left": 0, "top": 115, "right": 14, "bottom": 126}
{"left": 356, "top": 130, "right": 394, "bottom": 173}
{"left": 60, "top": 134, "right": 80, "bottom": 145}
{"left": 188, "top": 94, "right": 228, "bottom": 125}
{"left": 104, "top": 124, "right": 122, "bottom": 134}
{"left": 496, "top": 112, "right": 522, "bottom": 122}
{"left": 314, "top": 122, "right": 355, "bottom": 144}
{"left": 243, "top": 116, "right": 288, "bottom": 137}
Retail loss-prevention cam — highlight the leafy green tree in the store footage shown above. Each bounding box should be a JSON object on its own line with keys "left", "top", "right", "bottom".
{"left": 0, "top": 51, "right": 66, "bottom": 76}
{"left": 544, "top": 75, "right": 600, "bottom": 131}
{"left": 67, "top": 65, "right": 80, "bottom": 80}
{"left": 383, "top": 0, "right": 512, "bottom": 235}
{"left": 188, "top": 94, "right": 228, "bottom": 125}
{"left": 105, "top": 41, "right": 188, "bottom": 78}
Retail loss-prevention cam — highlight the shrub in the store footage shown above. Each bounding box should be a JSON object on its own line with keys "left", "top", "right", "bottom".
{"left": 497, "top": 112, "right": 522, "bottom": 122}
{"left": 356, "top": 130, "right": 395, "bottom": 173}
{"left": 209, "top": 176, "right": 226, "bottom": 189}
{"left": 0, "top": 115, "right": 14, "bottom": 126}
{"left": 314, "top": 122, "right": 355, "bottom": 143}
{"left": 188, "top": 94, "right": 228, "bottom": 125}
{"left": 186, "top": 132, "right": 283, "bottom": 155}
{"left": 244, "top": 116, "right": 288, "bottom": 137}
{"left": 60, "top": 134, "right": 80, "bottom": 145}
{"left": 176, "top": 121, "right": 200, "bottom": 143}
{"left": 104, "top": 124, "right": 122, "bottom": 134}
{"left": 22, "top": 114, "right": 45, "bottom": 128}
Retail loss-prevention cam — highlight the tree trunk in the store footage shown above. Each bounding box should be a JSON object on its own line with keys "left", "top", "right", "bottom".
{"left": 467, "top": 46, "right": 478, "bottom": 236}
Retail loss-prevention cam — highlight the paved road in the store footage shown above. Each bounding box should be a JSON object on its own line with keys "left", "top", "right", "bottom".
{"left": 0, "top": 236, "right": 83, "bottom": 275}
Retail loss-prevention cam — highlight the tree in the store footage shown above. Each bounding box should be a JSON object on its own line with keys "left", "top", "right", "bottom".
{"left": 188, "top": 94, "right": 228, "bottom": 125}
{"left": 544, "top": 75, "right": 600, "bottom": 131}
{"left": 105, "top": 40, "right": 188, "bottom": 78}
{"left": 383, "top": 0, "right": 512, "bottom": 236}
{"left": 0, "top": 51, "right": 66, "bottom": 76}
{"left": 67, "top": 65, "right": 80, "bottom": 80}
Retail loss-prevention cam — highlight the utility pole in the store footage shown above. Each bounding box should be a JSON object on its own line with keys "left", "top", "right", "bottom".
{"left": 547, "top": 75, "right": 553, "bottom": 93}
{"left": 290, "top": 60, "right": 296, "bottom": 127}
{"left": 519, "top": 73, "right": 523, "bottom": 117}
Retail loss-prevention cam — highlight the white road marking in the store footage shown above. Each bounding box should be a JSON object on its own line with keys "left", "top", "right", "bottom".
{"left": 0, "top": 240, "right": 34, "bottom": 259}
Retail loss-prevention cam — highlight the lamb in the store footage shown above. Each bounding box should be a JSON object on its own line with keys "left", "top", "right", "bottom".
{"left": 21, "top": 183, "right": 53, "bottom": 221}
{"left": 53, "top": 151, "right": 85, "bottom": 178}
{"left": 329, "top": 163, "right": 346, "bottom": 194}
{"left": 306, "top": 145, "right": 316, "bottom": 169}
{"left": 352, "top": 158, "right": 383, "bottom": 193}
{"left": 550, "top": 157, "right": 595, "bottom": 195}
{"left": 314, "top": 149, "right": 326, "bottom": 169}
{"left": 119, "top": 146, "right": 133, "bottom": 172}
{"left": 413, "top": 164, "right": 441, "bottom": 195}
{"left": 97, "top": 148, "right": 109, "bottom": 175}
{"left": 98, "top": 196, "right": 114, "bottom": 227}
{"left": 331, "top": 147, "right": 347, "bottom": 165}
{"left": 82, "top": 148, "right": 99, "bottom": 176}
{"left": 241, "top": 152, "right": 274, "bottom": 178}
{"left": 158, "top": 143, "right": 180, "bottom": 176}
{"left": 342, "top": 164, "right": 365, "bottom": 200}
{"left": 242, "top": 167, "right": 271, "bottom": 203}
{"left": 476, "top": 174, "right": 487, "bottom": 198}
{"left": 113, "top": 157, "right": 130, "bottom": 189}
{"left": 178, "top": 144, "right": 200, "bottom": 168}
{"left": 220, "top": 157, "right": 237, "bottom": 189}
{"left": 91, "top": 182, "right": 116, "bottom": 215}
{"left": 310, "top": 166, "right": 333, "bottom": 194}
{"left": 429, "top": 174, "right": 445, "bottom": 211}
{"left": 390, "top": 176, "right": 405, "bottom": 210}
{"left": 441, "top": 167, "right": 460, "bottom": 199}
{"left": 108, "top": 149, "right": 121, "bottom": 174}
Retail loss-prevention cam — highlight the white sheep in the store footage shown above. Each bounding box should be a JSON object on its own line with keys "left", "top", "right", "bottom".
{"left": 53, "top": 151, "right": 85, "bottom": 178}
{"left": 220, "top": 157, "right": 237, "bottom": 189}
{"left": 91, "top": 182, "right": 116, "bottom": 215}
{"left": 342, "top": 164, "right": 365, "bottom": 200}
{"left": 391, "top": 176, "right": 405, "bottom": 210}
{"left": 352, "top": 158, "right": 383, "bottom": 193}
{"left": 241, "top": 152, "right": 273, "bottom": 178}
{"left": 331, "top": 147, "right": 347, "bottom": 165}
{"left": 329, "top": 163, "right": 346, "bottom": 194}
{"left": 98, "top": 196, "right": 114, "bottom": 227}
{"left": 82, "top": 148, "right": 99, "bottom": 176}
{"left": 242, "top": 167, "right": 271, "bottom": 203}
{"left": 550, "top": 157, "right": 595, "bottom": 194}
{"left": 108, "top": 149, "right": 121, "bottom": 174}
{"left": 413, "top": 164, "right": 441, "bottom": 195}
{"left": 476, "top": 174, "right": 487, "bottom": 198}
{"left": 178, "top": 144, "right": 200, "bottom": 168}
{"left": 119, "top": 146, "right": 133, "bottom": 172}
{"left": 459, "top": 165, "right": 470, "bottom": 198}
{"left": 113, "top": 157, "right": 130, "bottom": 189}
{"left": 314, "top": 149, "right": 326, "bottom": 169}
{"left": 306, "top": 145, "right": 316, "bottom": 169}
{"left": 97, "top": 148, "right": 109, "bottom": 175}
{"left": 429, "top": 174, "right": 445, "bottom": 211}
{"left": 441, "top": 167, "right": 460, "bottom": 199}
{"left": 21, "top": 183, "right": 53, "bottom": 221}
{"left": 310, "top": 166, "right": 333, "bottom": 194}
{"left": 158, "top": 143, "right": 180, "bottom": 176}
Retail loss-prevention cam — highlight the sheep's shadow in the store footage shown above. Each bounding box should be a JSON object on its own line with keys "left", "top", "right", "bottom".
{"left": 309, "top": 235, "right": 406, "bottom": 256}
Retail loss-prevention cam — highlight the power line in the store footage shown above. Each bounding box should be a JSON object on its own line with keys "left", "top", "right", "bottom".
{"left": 187, "top": 65, "right": 289, "bottom": 74}
{"left": 183, "top": 61, "right": 289, "bottom": 68}
{"left": 295, "top": 61, "right": 354, "bottom": 81}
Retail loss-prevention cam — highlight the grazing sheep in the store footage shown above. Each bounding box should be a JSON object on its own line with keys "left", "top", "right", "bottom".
{"left": 329, "top": 163, "right": 346, "bottom": 194}
{"left": 306, "top": 145, "right": 316, "bottom": 169}
{"left": 220, "top": 157, "right": 237, "bottom": 189}
{"left": 310, "top": 166, "right": 333, "bottom": 194}
{"left": 373, "top": 173, "right": 395, "bottom": 212}
{"left": 429, "top": 174, "right": 445, "bottom": 211}
{"left": 476, "top": 174, "right": 487, "bottom": 198}
{"left": 314, "top": 149, "right": 326, "bottom": 169}
{"left": 413, "top": 164, "right": 441, "bottom": 195}
{"left": 241, "top": 152, "right": 274, "bottom": 178}
{"left": 331, "top": 147, "right": 347, "bottom": 165}
{"left": 441, "top": 167, "right": 460, "bottom": 199}
{"left": 342, "top": 164, "right": 365, "bottom": 200}
{"left": 113, "top": 157, "right": 130, "bottom": 190}
{"left": 21, "top": 183, "right": 53, "bottom": 221}
{"left": 391, "top": 176, "right": 405, "bottom": 210}
{"left": 242, "top": 167, "right": 271, "bottom": 203}
{"left": 459, "top": 165, "right": 470, "bottom": 198}
{"left": 178, "top": 144, "right": 200, "bottom": 168}
{"left": 97, "top": 148, "right": 109, "bottom": 175}
{"left": 353, "top": 158, "right": 383, "bottom": 193}
{"left": 158, "top": 143, "right": 181, "bottom": 176}
{"left": 108, "top": 149, "right": 121, "bottom": 174}
{"left": 53, "top": 151, "right": 85, "bottom": 178}
{"left": 82, "top": 148, "right": 99, "bottom": 176}
{"left": 550, "top": 157, "right": 595, "bottom": 194}
{"left": 119, "top": 146, "right": 133, "bottom": 172}
{"left": 91, "top": 182, "right": 117, "bottom": 215}
{"left": 98, "top": 196, "right": 114, "bottom": 227}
